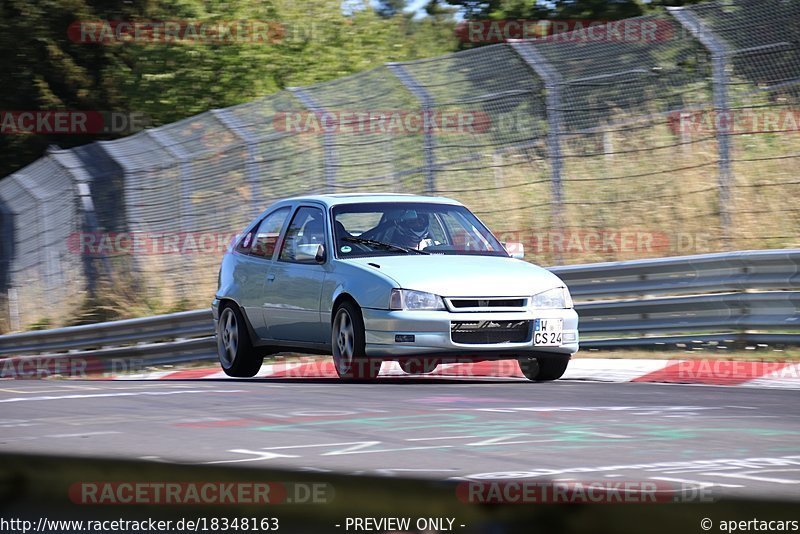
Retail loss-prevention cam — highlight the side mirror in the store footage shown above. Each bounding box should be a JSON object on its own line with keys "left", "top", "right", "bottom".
{"left": 505, "top": 242, "right": 525, "bottom": 259}
{"left": 294, "top": 243, "right": 320, "bottom": 263}
{"left": 315, "top": 244, "right": 326, "bottom": 263}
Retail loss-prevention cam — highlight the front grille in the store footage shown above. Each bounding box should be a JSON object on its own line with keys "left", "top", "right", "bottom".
{"left": 447, "top": 298, "right": 527, "bottom": 312}
{"left": 451, "top": 320, "right": 531, "bottom": 344}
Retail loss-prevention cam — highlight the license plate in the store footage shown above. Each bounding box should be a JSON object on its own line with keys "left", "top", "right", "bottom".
{"left": 533, "top": 318, "right": 563, "bottom": 346}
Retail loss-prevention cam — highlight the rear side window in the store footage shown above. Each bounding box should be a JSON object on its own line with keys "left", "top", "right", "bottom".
{"left": 237, "top": 207, "right": 290, "bottom": 259}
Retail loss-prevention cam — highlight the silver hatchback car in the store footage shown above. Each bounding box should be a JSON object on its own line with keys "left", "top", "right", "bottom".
{"left": 213, "top": 194, "right": 578, "bottom": 380}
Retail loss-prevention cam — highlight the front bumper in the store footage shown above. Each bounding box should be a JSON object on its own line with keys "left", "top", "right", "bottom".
{"left": 361, "top": 308, "right": 579, "bottom": 359}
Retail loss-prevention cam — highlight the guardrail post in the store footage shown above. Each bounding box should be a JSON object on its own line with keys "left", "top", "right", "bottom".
{"left": 212, "top": 109, "right": 265, "bottom": 217}
{"left": 668, "top": 7, "right": 733, "bottom": 249}
{"left": 288, "top": 88, "right": 337, "bottom": 193}
{"left": 508, "top": 42, "right": 565, "bottom": 260}
{"left": 386, "top": 63, "right": 437, "bottom": 195}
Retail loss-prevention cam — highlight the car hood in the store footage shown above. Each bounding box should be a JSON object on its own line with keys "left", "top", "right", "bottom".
{"left": 346, "top": 255, "right": 566, "bottom": 297}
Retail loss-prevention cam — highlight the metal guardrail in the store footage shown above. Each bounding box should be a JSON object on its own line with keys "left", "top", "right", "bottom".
{"left": 551, "top": 249, "right": 800, "bottom": 298}
{"left": 0, "top": 250, "right": 798, "bottom": 366}
{"left": 0, "top": 309, "right": 212, "bottom": 356}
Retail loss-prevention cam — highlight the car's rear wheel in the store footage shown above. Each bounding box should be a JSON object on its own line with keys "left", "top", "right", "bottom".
{"left": 332, "top": 301, "right": 381, "bottom": 380}
{"left": 399, "top": 358, "right": 438, "bottom": 374}
{"left": 217, "top": 304, "right": 264, "bottom": 378}
{"left": 518, "top": 354, "right": 570, "bottom": 381}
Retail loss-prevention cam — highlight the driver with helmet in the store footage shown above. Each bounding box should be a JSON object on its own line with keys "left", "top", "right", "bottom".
{"left": 393, "top": 211, "right": 432, "bottom": 249}
{"left": 366, "top": 209, "right": 437, "bottom": 250}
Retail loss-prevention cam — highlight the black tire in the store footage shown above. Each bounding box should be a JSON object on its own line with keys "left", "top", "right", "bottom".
{"left": 331, "top": 301, "right": 381, "bottom": 380}
{"left": 518, "top": 354, "right": 570, "bottom": 381}
{"left": 217, "top": 303, "right": 264, "bottom": 378}
{"left": 399, "top": 358, "right": 438, "bottom": 374}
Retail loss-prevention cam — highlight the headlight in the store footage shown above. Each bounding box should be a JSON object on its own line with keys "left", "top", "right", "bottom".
{"left": 531, "top": 287, "right": 572, "bottom": 309}
{"left": 390, "top": 289, "right": 445, "bottom": 310}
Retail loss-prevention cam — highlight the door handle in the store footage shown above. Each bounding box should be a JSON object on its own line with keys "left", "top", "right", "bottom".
{"left": 266, "top": 274, "right": 275, "bottom": 282}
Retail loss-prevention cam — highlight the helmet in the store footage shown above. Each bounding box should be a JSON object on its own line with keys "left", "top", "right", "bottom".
{"left": 393, "top": 210, "right": 429, "bottom": 245}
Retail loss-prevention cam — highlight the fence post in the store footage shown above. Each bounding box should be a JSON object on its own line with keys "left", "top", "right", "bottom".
{"left": 288, "top": 88, "right": 337, "bottom": 193}
{"left": 76, "top": 182, "right": 101, "bottom": 295}
{"left": 48, "top": 150, "right": 112, "bottom": 295}
{"left": 212, "top": 108, "right": 264, "bottom": 217}
{"left": 385, "top": 63, "right": 437, "bottom": 195}
{"left": 0, "top": 195, "right": 12, "bottom": 332}
{"left": 508, "top": 42, "right": 565, "bottom": 255}
{"left": 146, "top": 129, "right": 194, "bottom": 231}
{"left": 668, "top": 7, "right": 733, "bottom": 249}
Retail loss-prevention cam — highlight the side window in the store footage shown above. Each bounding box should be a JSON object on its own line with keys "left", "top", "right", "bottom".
{"left": 247, "top": 207, "right": 291, "bottom": 259}
{"left": 279, "top": 207, "right": 326, "bottom": 264}
{"left": 235, "top": 230, "right": 255, "bottom": 254}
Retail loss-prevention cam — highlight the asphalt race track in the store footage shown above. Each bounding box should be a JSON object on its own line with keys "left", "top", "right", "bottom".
{"left": 1, "top": 377, "right": 799, "bottom": 499}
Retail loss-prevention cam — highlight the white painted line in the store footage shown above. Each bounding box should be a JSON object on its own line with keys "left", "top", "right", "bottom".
{"left": 2, "top": 430, "right": 122, "bottom": 443}
{"left": 115, "top": 371, "right": 176, "bottom": 380}
{"left": 563, "top": 430, "right": 630, "bottom": 439}
{"left": 373, "top": 468, "right": 461, "bottom": 476}
{"left": 706, "top": 470, "right": 800, "bottom": 485}
{"left": 204, "top": 449, "right": 300, "bottom": 463}
{"left": 650, "top": 476, "right": 744, "bottom": 488}
{"left": 406, "top": 435, "right": 482, "bottom": 441}
{"left": 0, "top": 389, "right": 245, "bottom": 403}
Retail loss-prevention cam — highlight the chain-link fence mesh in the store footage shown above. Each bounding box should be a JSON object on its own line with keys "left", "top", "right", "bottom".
{"left": 0, "top": 0, "right": 798, "bottom": 331}
{"left": 397, "top": 45, "right": 552, "bottom": 244}
{"left": 518, "top": 13, "right": 721, "bottom": 263}
{"left": 298, "top": 66, "right": 426, "bottom": 194}
{"left": 0, "top": 157, "right": 84, "bottom": 330}
{"left": 685, "top": 0, "right": 800, "bottom": 251}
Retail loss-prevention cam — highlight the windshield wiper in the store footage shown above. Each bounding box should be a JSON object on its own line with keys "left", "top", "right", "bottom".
{"left": 342, "top": 236, "right": 430, "bottom": 255}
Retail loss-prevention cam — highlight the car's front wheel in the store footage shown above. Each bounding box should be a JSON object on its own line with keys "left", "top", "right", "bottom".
{"left": 332, "top": 301, "right": 381, "bottom": 380}
{"left": 217, "top": 304, "right": 264, "bottom": 377}
{"left": 518, "top": 354, "right": 570, "bottom": 381}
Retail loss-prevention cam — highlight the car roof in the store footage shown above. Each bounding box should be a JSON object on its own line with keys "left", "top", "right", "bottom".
{"left": 278, "top": 193, "right": 464, "bottom": 208}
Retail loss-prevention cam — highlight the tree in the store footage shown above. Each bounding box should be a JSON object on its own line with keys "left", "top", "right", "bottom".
{"left": 0, "top": 0, "right": 458, "bottom": 178}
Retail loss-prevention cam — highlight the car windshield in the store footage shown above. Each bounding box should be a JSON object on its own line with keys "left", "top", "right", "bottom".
{"left": 332, "top": 202, "right": 508, "bottom": 258}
